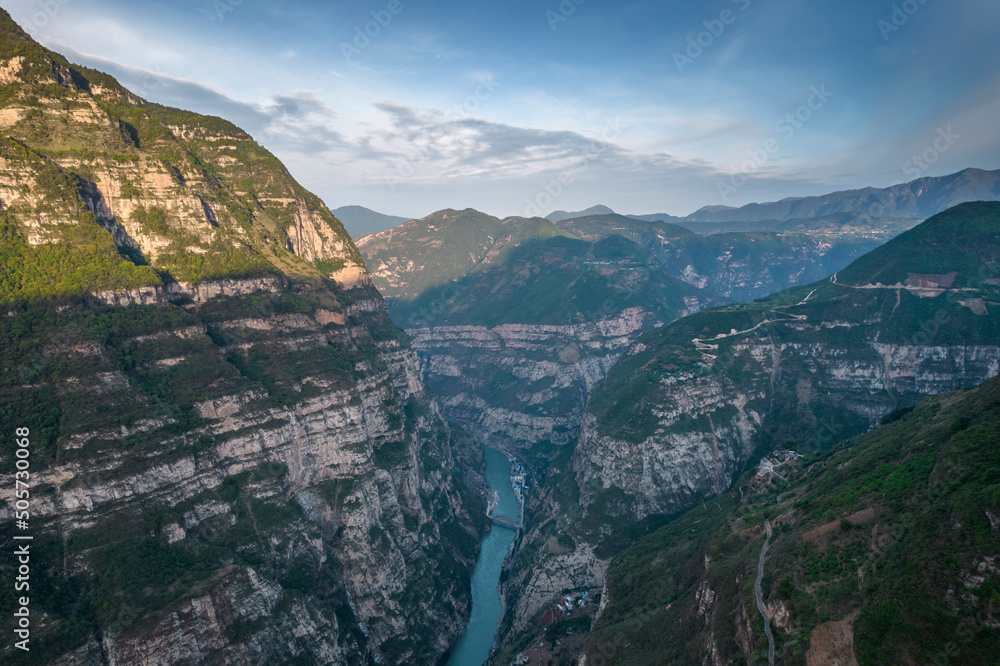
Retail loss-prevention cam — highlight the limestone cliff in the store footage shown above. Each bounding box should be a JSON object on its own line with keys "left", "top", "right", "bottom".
{"left": 408, "top": 307, "right": 689, "bottom": 455}
{"left": 492, "top": 203, "right": 1000, "bottom": 658}
{"left": 0, "top": 12, "right": 483, "bottom": 665}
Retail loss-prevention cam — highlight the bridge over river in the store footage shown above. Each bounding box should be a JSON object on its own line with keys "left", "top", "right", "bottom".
{"left": 490, "top": 514, "right": 521, "bottom": 529}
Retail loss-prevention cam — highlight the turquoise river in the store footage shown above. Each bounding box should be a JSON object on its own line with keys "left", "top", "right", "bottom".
{"left": 447, "top": 447, "right": 521, "bottom": 666}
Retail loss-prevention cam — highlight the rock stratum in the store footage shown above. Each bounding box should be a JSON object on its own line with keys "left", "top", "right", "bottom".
{"left": 586, "top": 372, "right": 1000, "bottom": 665}
{"left": 0, "top": 12, "right": 483, "bottom": 665}
{"left": 491, "top": 202, "right": 1000, "bottom": 659}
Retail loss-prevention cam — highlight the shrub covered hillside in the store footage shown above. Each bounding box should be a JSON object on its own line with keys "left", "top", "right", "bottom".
{"left": 586, "top": 373, "right": 1000, "bottom": 665}
{"left": 0, "top": 9, "right": 365, "bottom": 300}
{"left": 0, "top": 10, "right": 485, "bottom": 665}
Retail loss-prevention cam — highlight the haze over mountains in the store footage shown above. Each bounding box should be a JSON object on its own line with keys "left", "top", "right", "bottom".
{"left": 333, "top": 205, "right": 413, "bottom": 238}
{"left": 345, "top": 167, "right": 1000, "bottom": 242}
{"left": 1, "top": 6, "right": 999, "bottom": 666}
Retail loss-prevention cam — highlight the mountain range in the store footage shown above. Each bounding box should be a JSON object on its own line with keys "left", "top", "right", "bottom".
{"left": 585, "top": 371, "right": 1000, "bottom": 664}
{"left": 2, "top": 8, "right": 999, "bottom": 666}
{"left": 344, "top": 166, "right": 1000, "bottom": 242}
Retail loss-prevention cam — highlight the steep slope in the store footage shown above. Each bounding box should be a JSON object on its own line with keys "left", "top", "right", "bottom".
{"left": 586, "top": 374, "right": 1000, "bottom": 665}
{"left": 580, "top": 201, "right": 1000, "bottom": 526}
{"left": 497, "top": 202, "right": 1000, "bottom": 650}
{"left": 355, "top": 208, "right": 569, "bottom": 309}
{"left": 334, "top": 205, "right": 412, "bottom": 238}
{"left": 406, "top": 233, "right": 712, "bottom": 453}
{"left": 551, "top": 213, "right": 880, "bottom": 302}
{"left": 0, "top": 13, "right": 483, "bottom": 665}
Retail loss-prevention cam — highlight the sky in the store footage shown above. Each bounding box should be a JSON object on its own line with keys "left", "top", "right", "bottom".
{"left": 4, "top": 0, "right": 1000, "bottom": 219}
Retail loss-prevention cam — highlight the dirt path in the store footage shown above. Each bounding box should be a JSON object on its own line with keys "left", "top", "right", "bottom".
{"left": 755, "top": 519, "right": 775, "bottom": 666}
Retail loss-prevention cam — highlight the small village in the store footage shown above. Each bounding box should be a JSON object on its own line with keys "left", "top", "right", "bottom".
{"left": 511, "top": 589, "right": 602, "bottom": 666}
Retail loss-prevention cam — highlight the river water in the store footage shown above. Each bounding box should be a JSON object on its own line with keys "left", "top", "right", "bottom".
{"left": 447, "top": 447, "right": 521, "bottom": 666}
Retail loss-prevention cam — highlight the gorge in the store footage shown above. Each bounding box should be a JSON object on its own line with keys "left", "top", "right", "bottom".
{"left": 2, "top": 6, "right": 1000, "bottom": 665}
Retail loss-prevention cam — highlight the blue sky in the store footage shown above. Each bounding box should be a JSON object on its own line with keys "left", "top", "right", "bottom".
{"left": 4, "top": 0, "right": 1000, "bottom": 218}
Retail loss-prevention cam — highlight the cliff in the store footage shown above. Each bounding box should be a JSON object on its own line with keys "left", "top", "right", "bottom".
{"left": 0, "top": 12, "right": 483, "bottom": 664}
{"left": 491, "top": 202, "right": 1000, "bottom": 658}
{"left": 586, "top": 373, "right": 1000, "bottom": 664}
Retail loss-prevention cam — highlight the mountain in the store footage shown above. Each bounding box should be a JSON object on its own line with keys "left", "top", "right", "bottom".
{"left": 406, "top": 233, "right": 713, "bottom": 454}
{"left": 634, "top": 211, "right": 916, "bottom": 240}
{"left": 0, "top": 12, "right": 483, "bottom": 664}
{"left": 356, "top": 208, "right": 571, "bottom": 306}
{"left": 549, "top": 213, "right": 882, "bottom": 302}
{"left": 394, "top": 232, "right": 709, "bottom": 328}
{"left": 496, "top": 202, "right": 1000, "bottom": 652}
{"left": 581, "top": 201, "right": 1000, "bottom": 525}
{"left": 332, "top": 205, "right": 412, "bottom": 238}
{"left": 630, "top": 168, "right": 1000, "bottom": 239}
{"left": 585, "top": 373, "right": 1000, "bottom": 665}
{"left": 358, "top": 208, "right": 713, "bottom": 454}
{"left": 686, "top": 168, "right": 1000, "bottom": 223}
{"left": 546, "top": 204, "right": 615, "bottom": 223}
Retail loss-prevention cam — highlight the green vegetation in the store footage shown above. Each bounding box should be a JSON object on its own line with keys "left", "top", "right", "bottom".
{"left": 586, "top": 374, "right": 1000, "bottom": 665}
{"left": 392, "top": 233, "right": 709, "bottom": 328}
{"left": 548, "top": 212, "right": 881, "bottom": 303}
{"left": 358, "top": 208, "right": 574, "bottom": 305}
{"left": 0, "top": 211, "right": 160, "bottom": 303}
{"left": 588, "top": 202, "right": 1000, "bottom": 445}
{"left": 0, "top": 12, "right": 486, "bottom": 665}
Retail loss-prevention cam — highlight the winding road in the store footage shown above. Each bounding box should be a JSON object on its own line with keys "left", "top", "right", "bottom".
{"left": 754, "top": 519, "right": 775, "bottom": 666}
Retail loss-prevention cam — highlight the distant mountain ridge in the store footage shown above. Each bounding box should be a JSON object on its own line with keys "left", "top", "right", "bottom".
{"left": 333, "top": 205, "right": 412, "bottom": 237}
{"left": 545, "top": 205, "right": 615, "bottom": 223}
{"left": 684, "top": 167, "right": 1000, "bottom": 223}
{"left": 627, "top": 167, "right": 1000, "bottom": 237}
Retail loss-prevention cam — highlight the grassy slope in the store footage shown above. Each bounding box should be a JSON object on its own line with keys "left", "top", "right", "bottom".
{"left": 587, "top": 374, "right": 1000, "bottom": 665}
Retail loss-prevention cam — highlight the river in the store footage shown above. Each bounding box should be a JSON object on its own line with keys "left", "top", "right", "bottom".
{"left": 447, "top": 447, "right": 522, "bottom": 666}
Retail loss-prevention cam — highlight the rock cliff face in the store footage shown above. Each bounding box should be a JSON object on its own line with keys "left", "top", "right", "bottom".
{"left": 577, "top": 203, "right": 1000, "bottom": 529}
{"left": 0, "top": 13, "right": 482, "bottom": 665}
{"left": 548, "top": 213, "right": 882, "bottom": 303}
{"left": 408, "top": 307, "right": 683, "bottom": 455}
{"left": 585, "top": 374, "right": 1000, "bottom": 665}
{"left": 575, "top": 340, "right": 1000, "bottom": 523}
{"left": 490, "top": 203, "right": 1000, "bottom": 658}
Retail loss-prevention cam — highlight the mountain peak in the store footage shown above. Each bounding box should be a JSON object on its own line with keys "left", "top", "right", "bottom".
{"left": 546, "top": 204, "right": 615, "bottom": 223}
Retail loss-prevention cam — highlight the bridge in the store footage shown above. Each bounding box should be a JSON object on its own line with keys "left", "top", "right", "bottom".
{"left": 491, "top": 514, "right": 521, "bottom": 529}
